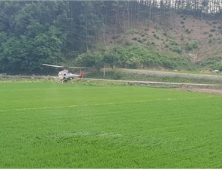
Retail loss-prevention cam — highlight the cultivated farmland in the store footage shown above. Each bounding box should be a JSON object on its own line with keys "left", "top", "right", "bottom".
{"left": 0, "top": 81, "right": 222, "bottom": 168}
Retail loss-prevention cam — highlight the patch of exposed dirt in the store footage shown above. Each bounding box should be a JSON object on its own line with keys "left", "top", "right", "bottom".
{"left": 115, "top": 68, "right": 222, "bottom": 81}
{"left": 179, "top": 88, "right": 222, "bottom": 95}
{"left": 99, "top": 13, "right": 222, "bottom": 63}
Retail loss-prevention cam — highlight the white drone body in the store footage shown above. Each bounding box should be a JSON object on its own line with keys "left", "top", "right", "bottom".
{"left": 42, "top": 64, "right": 86, "bottom": 82}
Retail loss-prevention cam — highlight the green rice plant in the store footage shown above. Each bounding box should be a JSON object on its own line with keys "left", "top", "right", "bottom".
{"left": 1, "top": 82, "right": 222, "bottom": 168}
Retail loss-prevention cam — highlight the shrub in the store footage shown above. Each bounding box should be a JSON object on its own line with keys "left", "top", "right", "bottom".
{"left": 125, "top": 40, "right": 132, "bottom": 46}
{"left": 200, "top": 56, "right": 222, "bottom": 71}
{"left": 154, "top": 24, "right": 160, "bottom": 30}
{"left": 75, "top": 52, "right": 104, "bottom": 72}
{"left": 126, "top": 57, "right": 141, "bottom": 68}
{"left": 142, "top": 38, "right": 146, "bottom": 42}
{"left": 185, "top": 41, "right": 198, "bottom": 51}
{"left": 113, "top": 72, "right": 122, "bottom": 80}
{"left": 137, "top": 38, "right": 143, "bottom": 43}
{"left": 126, "top": 29, "right": 135, "bottom": 35}
{"left": 134, "top": 30, "right": 139, "bottom": 34}
{"left": 172, "top": 46, "right": 182, "bottom": 54}
{"left": 163, "top": 32, "right": 167, "bottom": 36}
{"left": 141, "top": 32, "right": 146, "bottom": 37}
{"left": 169, "top": 39, "right": 178, "bottom": 45}
{"left": 112, "top": 35, "right": 120, "bottom": 39}
{"left": 185, "top": 29, "right": 191, "bottom": 34}
{"left": 180, "top": 35, "right": 184, "bottom": 41}
{"left": 153, "top": 32, "right": 160, "bottom": 39}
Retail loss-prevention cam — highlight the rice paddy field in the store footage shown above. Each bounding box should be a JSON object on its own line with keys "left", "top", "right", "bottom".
{"left": 1, "top": 80, "right": 222, "bottom": 168}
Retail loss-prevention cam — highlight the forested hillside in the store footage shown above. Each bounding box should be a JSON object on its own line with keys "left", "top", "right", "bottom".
{"left": 1, "top": 1, "right": 222, "bottom": 74}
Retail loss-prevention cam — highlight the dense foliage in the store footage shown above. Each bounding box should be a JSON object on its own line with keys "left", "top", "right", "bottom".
{"left": 0, "top": 1, "right": 221, "bottom": 73}
{"left": 200, "top": 56, "right": 222, "bottom": 71}
{"left": 75, "top": 46, "right": 191, "bottom": 70}
{"left": 0, "top": 1, "right": 104, "bottom": 73}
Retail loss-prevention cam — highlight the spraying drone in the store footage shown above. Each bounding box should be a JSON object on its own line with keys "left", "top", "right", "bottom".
{"left": 42, "top": 64, "right": 87, "bottom": 82}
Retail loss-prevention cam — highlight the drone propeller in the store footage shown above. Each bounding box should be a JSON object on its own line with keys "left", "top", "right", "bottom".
{"left": 69, "top": 66, "right": 88, "bottom": 69}
{"left": 42, "top": 64, "right": 88, "bottom": 69}
{"left": 42, "top": 64, "right": 63, "bottom": 68}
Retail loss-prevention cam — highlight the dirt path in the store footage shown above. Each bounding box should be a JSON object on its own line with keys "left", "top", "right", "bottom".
{"left": 109, "top": 68, "right": 222, "bottom": 81}
{"left": 179, "top": 88, "right": 222, "bottom": 95}
{"left": 84, "top": 78, "right": 222, "bottom": 95}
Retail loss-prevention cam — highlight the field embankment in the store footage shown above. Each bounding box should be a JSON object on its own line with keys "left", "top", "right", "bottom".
{"left": 85, "top": 68, "right": 222, "bottom": 85}
{"left": 1, "top": 69, "right": 222, "bottom": 91}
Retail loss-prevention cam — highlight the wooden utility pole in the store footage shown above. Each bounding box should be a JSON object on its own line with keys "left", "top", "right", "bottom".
{"left": 103, "top": 63, "right": 106, "bottom": 77}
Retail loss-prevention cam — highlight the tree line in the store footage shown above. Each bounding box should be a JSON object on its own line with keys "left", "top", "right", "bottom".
{"left": 0, "top": 0, "right": 221, "bottom": 74}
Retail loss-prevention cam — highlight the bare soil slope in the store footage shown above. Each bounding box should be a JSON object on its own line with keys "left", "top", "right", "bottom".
{"left": 103, "top": 13, "right": 222, "bottom": 64}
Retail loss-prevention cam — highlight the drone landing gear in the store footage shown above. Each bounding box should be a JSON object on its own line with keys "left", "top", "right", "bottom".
{"left": 62, "top": 79, "right": 67, "bottom": 83}
{"left": 62, "top": 78, "right": 73, "bottom": 83}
